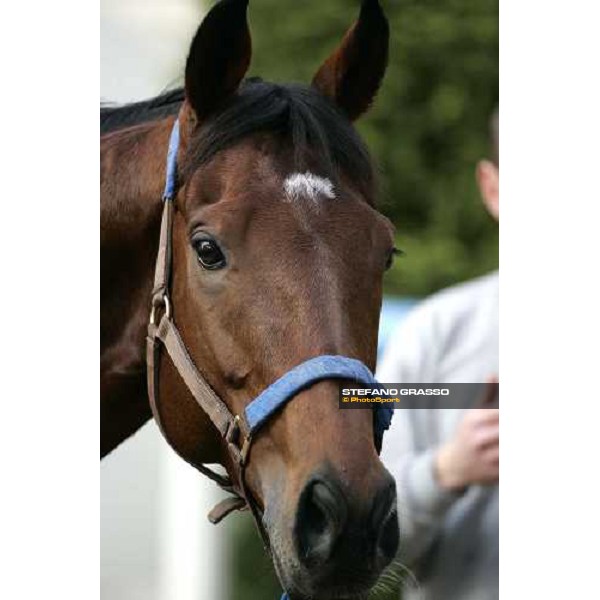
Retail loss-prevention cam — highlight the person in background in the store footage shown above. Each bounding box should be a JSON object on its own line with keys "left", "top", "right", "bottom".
{"left": 377, "top": 111, "right": 499, "bottom": 600}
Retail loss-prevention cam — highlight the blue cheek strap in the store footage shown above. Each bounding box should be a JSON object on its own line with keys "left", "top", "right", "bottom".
{"left": 163, "top": 118, "right": 180, "bottom": 201}
{"left": 243, "top": 355, "right": 393, "bottom": 453}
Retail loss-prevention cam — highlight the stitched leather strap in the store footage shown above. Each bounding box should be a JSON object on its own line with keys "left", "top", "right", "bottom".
{"left": 147, "top": 315, "right": 268, "bottom": 537}
{"left": 151, "top": 197, "right": 174, "bottom": 304}
{"left": 146, "top": 324, "right": 237, "bottom": 492}
{"left": 146, "top": 198, "right": 243, "bottom": 483}
{"left": 147, "top": 195, "right": 271, "bottom": 541}
{"left": 151, "top": 316, "right": 236, "bottom": 438}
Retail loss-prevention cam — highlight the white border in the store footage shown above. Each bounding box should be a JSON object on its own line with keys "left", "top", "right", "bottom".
{"left": 502, "top": 0, "right": 600, "bottom": 597}
{"left": 1, "top": 1, "right": 99, "bottom": 599}
{"left": 2, "top": 0, "right": 600, "bottom": 598}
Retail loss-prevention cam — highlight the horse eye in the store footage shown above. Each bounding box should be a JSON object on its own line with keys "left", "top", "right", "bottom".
{"left": 385, "top": 247, "right": 404, "bottom": 271}
{"left": 193, "top": 238, "right": 227, "bottom": 270}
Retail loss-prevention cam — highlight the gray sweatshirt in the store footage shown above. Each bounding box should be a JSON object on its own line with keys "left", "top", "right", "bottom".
{"left": 377, "top": 273, "right": 499, "bottom": 600}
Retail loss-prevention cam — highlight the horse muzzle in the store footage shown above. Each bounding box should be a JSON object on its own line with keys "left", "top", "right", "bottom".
{"left": 279, "top": 466, "right": 399, "bottom": 598}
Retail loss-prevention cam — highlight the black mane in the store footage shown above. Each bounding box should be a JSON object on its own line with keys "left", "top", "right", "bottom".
{"left": 100, "top": 80, "right": 375, "bottom": 195}
{"left": 100, "top": 88, "right": 184, "bottom": 134}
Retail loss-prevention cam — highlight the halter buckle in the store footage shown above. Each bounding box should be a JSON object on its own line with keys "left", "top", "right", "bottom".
{"left": 149, "top": 294, "right": 172, "bottom": 325}
{"left": 225, "top": 415, "right": 241, "bottom": 446}
{"left": 239, "top": 435, "right": 251, "bottom": 466}
{"left": 226, "top": 415, "right": 251, "bottom": 467}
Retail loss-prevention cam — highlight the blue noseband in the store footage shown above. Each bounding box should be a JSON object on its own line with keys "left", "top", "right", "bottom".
{"left": 245, "top": 355, "right": 392, "bottom": 451}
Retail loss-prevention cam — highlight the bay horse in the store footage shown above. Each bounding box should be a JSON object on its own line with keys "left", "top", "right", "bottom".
{"left": 101, "top": 0, "right": 400, "bottom": 597}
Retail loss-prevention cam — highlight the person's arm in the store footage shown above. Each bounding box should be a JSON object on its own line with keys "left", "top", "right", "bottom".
{"left": 435, "top": 406, "right": 499, "bottom": 490}
{"left": 380, "top": 379, "right": 500, "bottom": 566}
{"left": 380, "top": 408, "right": 464, "bottom": 566}
{"left": 378, "top": 305, "right": 460, "bottom": 565}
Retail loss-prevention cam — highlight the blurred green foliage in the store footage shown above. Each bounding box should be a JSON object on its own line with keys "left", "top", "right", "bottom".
{"left": 227, "top": 0, "right": 497, "bottom": 598}
{"left": 225, "top": 516, "right": 282, "bottom": 600}
{"left": 246, "top": 0, "right": 498, "bottom": 297}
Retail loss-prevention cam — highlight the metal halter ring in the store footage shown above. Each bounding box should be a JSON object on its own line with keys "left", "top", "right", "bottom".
{"left": 149, "top": 295, "right": 172, "bottom": 325}
{"left": 225, "top": 415, "right": 252, "bottom": 467}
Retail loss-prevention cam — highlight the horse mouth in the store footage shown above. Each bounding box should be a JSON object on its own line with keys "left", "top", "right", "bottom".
{"left": 285, "top": 587, "right": 372, "bottom": 600}
{"left": 272, "top": 551, "right": 378, "bottom": 600}
{"left": 265, "top": 471, "right": 398, "bottom": 600}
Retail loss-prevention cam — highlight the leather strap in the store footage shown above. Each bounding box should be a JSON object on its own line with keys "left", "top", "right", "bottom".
{"left": 147, "top": 319, "right": 268, "bottom": 539}
{"left": 208, "top": 496, "right": 247, "bottom": 525}
{"left": 152, "top": 315, "right": 237, "bottom": 439}
{"left": 147, "top": 190, "right": 255, "bottom": 524}
{"left": 146, "top": 322, "right": 238, "bottom": 492}
{"left": 151, "top": 196, "right": 173, "bottom": 305}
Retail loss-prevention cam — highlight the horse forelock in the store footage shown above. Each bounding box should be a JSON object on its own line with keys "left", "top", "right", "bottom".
{"left": 184, "top": 79, "right": 376, "bottom": 203}
{"left": 100, "top": 79, "right": 376, "bottom": 204}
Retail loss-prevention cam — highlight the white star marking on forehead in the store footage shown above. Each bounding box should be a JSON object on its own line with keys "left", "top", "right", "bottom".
{"left": 283, "top": 172, "right": 336, "bottom": 203}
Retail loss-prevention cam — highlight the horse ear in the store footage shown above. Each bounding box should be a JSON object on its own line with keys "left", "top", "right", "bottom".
{"left": 312, "top": 0, "right": 389, "bottom": 121}
{"left": 184, "top": 0, "right": 252, "bottom": 121}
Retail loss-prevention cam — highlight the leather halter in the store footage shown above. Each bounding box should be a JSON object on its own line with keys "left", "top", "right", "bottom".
{"left": 146, "top": 118, "right": 393, "bottom": 543}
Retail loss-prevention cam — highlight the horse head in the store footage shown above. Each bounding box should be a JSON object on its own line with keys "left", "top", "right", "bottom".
{"left": 147, "top": 1, "right": 398, "bottom": 597}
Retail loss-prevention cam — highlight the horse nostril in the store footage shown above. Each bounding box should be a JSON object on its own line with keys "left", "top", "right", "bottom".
{"left": 371, "top": 480, "right": 399, "bottom": 563}
{"left": 378, "top": 508, "right": 399, "bottom": 561}
{"left": 295, "top": 478, "right": 347, "bottom": 567}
